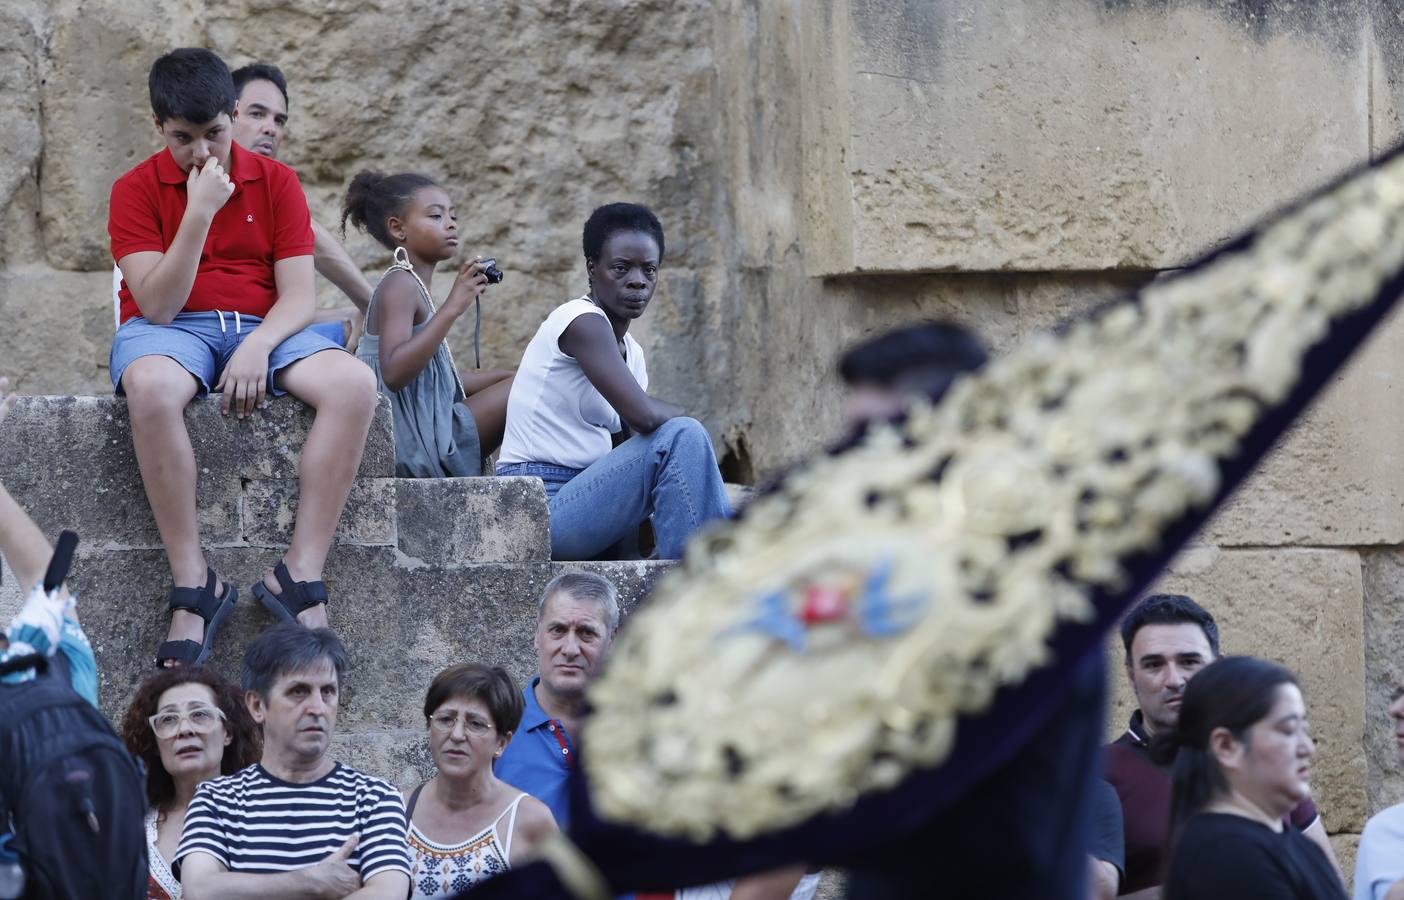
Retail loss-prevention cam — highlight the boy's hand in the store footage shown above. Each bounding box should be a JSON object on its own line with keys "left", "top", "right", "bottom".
{"left": 0, "top": 377, "right": 15, "bottom": 428}
{"left": 187, "top": 158, "right": 235, "bottom": 220}
{"left": 443, "top": 257, "right": 489, "bottom": 318}
{"left": 216, "top": 341, "right": 270, "bottom": 419}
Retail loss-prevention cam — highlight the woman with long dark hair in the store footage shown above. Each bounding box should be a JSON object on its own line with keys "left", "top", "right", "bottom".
{"left": 1160, "top": 656, "right": 1344, "bottom": 899}
{"left": 120, "top": 667, "right": 261, "bottom": 899}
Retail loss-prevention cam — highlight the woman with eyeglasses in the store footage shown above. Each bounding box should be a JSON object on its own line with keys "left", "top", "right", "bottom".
{"left": 119, "top": 667, "right": 260, "bottom": 900}
{"left": 405, "top": 663, "right": 557, "bottom": 897}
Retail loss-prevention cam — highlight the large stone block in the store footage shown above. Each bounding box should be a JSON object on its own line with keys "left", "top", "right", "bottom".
{"left": 1362, "top": 549, "right": 1404, "bottom": 816}
{"left": 0, "top": 270, "right": 120, "bottom": 396}
{"left": 74, "top": 544, "right": 673, "bottom": 732}
{"left": 0, "top": 8, "right": 42, "bottom": 268}
{"left": 396, "top": 477, "right": 550, "bottom": 565}
{"left": 803, "top": 1, "right": 1370, "bottom": 274}
{"left": 0, "top": 396, "right": 395, "bottom": 545}
{"left": 1203, "top": 302, "right": 1404, "bottom": 546}
{"left": 244, "top": 478, "right": 397, "bottom": 548}
{"left": 1105, "top": 546, "right": 1368, "bottom": 831}
{"left": 37, "top": 0, "right": 198, "bottom": 270}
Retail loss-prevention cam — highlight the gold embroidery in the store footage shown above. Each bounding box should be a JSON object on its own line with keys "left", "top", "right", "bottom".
{"left": 583, "top": 154, "right": 1404, "bottom": 841}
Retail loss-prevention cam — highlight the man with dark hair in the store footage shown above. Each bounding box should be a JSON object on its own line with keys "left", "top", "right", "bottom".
{"left": 228, "top": 62, "right": 371, "bottom": 347}
{"left": 176, "top": 622, "right": 411, "bottom": 899}
{"left": 108, "top": 49, "right": 378, "bottom": 669}
{"left": 837, "top": 321, "right": 989, "bottom": 427}
{"left": 1106, "top": 592, "right": 1340, "bottom": 897}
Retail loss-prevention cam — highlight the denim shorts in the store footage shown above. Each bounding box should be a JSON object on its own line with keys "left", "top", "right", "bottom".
{"left": 110, "top": 311, "right": 344, "bottom": 396}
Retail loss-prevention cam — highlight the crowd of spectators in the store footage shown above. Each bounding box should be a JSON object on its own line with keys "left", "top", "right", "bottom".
{"left": 2, "top": 40, "right": 1399, "bottom": 900}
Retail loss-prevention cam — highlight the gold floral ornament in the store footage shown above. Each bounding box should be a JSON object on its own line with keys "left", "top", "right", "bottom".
{"left": 582, "top": 155, "right": 1404, "bottom": 843}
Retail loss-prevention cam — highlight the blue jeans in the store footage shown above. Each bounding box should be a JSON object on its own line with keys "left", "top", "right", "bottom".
{"left": 499, "top": 417, "right": 732, "bottom": 560}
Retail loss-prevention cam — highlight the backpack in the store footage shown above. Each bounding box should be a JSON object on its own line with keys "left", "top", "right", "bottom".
{"left": 0, "top": 652, "right": 147, "bottom": 900}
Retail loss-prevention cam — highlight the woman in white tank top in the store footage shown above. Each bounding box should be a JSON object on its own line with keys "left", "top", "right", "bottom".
{"left": 405, "top": 664, "right": 557, "bottom": 898}
{"left": 497, "top": 203, "right": 731, "bottom": 560}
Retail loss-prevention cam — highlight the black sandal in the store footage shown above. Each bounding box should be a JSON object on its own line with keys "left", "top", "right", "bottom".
{"left": 154, "top": 569, "right": 237, "bottom": 668}
{"left": 252, "top": 562, "right": 328, "bottom": 623}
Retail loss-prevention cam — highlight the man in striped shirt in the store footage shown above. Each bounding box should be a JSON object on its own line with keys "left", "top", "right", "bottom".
{"left": 177, "top": 624, "right": 411, "bottom": 899}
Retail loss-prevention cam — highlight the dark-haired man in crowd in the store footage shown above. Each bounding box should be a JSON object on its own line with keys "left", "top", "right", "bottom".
{"left": 1106, "top": 593, "right": 1342, "bottom": 897}
{"left": 178, "top": 623, "right": 410, "bottom": 899}
{"left": 229, "top": 62, "right": 371, "bottom": 349}
{"left": 837, "top": 321, "right": 990, "bottom": 428}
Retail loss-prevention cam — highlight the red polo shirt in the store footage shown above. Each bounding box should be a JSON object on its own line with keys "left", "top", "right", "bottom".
{"left": 109, "top": 141, "right": 314, "bottom": 325}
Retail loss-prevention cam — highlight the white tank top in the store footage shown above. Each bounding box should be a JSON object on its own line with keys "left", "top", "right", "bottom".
{"left": 498, "top": 296, "right": 648, "bottom": 469}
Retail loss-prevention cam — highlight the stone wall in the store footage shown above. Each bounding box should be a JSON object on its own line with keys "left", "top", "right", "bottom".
{"left": 0, "top": 396, "right": 671, "bottom": 786}
{"left": 7, "top": 0, "right": 1404, "bottom": 874}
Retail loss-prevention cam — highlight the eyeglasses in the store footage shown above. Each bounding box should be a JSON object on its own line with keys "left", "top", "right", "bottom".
{"left": 428, "top": 712, "right": 495, "bottom": 737}
{"left": 149, "top": 706, "right": 226, "bottom": 739}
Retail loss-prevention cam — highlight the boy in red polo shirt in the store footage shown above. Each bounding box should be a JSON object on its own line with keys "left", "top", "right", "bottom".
{"left": 108, "top": 48, "right": 377, "bottom": 668}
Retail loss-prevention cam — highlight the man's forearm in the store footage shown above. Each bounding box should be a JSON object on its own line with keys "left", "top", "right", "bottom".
{"left": 0, "top": 482, "right": 53, "bottom": 593}
{"left": 344, "top": 873, "right": 409, "bottom": 900}
{"left": 127, "top": 208, "right": 213, "bottom": 324}
{"left": 312, "top": 220, "right": 372, "bottom": 313}
{"left": 183, "top": 869, "right": 320, "bottom": 900}
{"left": 248, "top": 287, "right": 316, "bottom": 351}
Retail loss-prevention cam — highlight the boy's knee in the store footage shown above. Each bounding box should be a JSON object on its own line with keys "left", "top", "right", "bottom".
{"left": 122, "top": 359, "right": 194, "bottom": 414}
{"left": 337, "top": 361, "right": 379, "bottom": 415}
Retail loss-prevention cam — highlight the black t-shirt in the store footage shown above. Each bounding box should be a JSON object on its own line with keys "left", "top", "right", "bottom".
{"left": 1089, "top": 778, "right": 1126, "bottom": 881}
{"left": 1165, "top": 812, "right": 1345, "bottom": 900}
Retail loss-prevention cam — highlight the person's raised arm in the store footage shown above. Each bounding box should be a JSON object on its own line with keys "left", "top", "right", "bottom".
{"left": 117, "top": 159, "right": 234, "bottom": 325}
{"left": 215, "top": 253, "right": 315, "bottom": 419}
{"left": 375, "top": 260, "right": 487, "bottom": 391}
{"left": 312, "top": 220, "right": 372, "bottom": 313}
{"left": 559, "top": 312, "right": 680, "bottom": 434}
{"left": 0, "top": 378, "right": 53, "bottom": 595}
{"left": 180, "top": 839, "right": 362, "bottom": 900}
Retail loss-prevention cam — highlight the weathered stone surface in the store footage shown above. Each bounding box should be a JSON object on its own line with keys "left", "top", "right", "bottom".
{"left": 396, "top": 477, "right": 549, "bottom": 564}
{"left": 551, "top": 560, "right": 674, "bottom": 616}
{"left": 1105, "top": 547, "right": 1367, "bottom": 831}
{"left": 0, "top": 7, "right": 43, "bottom": 268}
{"left": 1204, "top": 303, "right": 1404, "bottom": 547}
{"left": 244, "top": 478, "right": 397, "bottom": 547}
{"left": 0, "top": 270, "right": 120, "bottom": 396}
{"left": 0, "top": 395, "right": 393, "bottom": 486}
{"left": 1362, "top": 549, "right": 1404, "bottom": 816}
{"left": 1332, "top": 832, "right": 1360, "bottom": 883}
{"left": 805, "top": 1, "right": 1370, "bottom": 274}
{"left": 71, "top": 544, "right": 672, "bottom": 730}
{"left": 330, "top": 730, "right": 435, "bottom": 794}
{"left": 38, "top": 0, "right": 201, "bottom": 270}
{"left": 1374, "top": 3, "right": 1404, "bottom": 156}
{"left": 0, "top": 398, "right": 243, "bottom": 546}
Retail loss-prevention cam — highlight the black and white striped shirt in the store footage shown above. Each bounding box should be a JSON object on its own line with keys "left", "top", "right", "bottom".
{"left": 175, "top": 763, "right": 411, "bottom": 881}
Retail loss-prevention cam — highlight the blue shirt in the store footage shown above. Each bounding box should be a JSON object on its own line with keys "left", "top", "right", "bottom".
{"left": 497, "top": 676, "right": 575, "bottom": 827}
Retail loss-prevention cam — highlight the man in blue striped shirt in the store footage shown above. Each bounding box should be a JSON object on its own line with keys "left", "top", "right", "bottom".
{"left": 177, "top": 623, "right": 411, "bottom": 899}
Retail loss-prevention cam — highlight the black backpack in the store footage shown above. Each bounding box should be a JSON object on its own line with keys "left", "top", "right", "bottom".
{"left": 0, "top": 532, "right": 146, "bottom": 900}
{"left": 0, "top": 652, "right": 147, "bottom": 900}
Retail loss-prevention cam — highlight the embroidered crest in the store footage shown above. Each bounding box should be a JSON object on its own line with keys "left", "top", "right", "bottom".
{"left": 581, "top": 150, "right": 1404, "bottom": 842}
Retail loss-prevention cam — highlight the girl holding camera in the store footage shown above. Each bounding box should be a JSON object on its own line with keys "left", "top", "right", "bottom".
{"left": 341, "top": 171, "right": 513, "bottom": 477}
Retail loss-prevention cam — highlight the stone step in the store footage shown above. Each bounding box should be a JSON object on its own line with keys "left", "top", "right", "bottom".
{"left": 0, "top": 395, "right": 552, "bottom": 561}
{"left": 0, "top": 543, "right": 671, "bottom": 782}
{"left": 0, "top": 393, "right": 679, "bottom": 792}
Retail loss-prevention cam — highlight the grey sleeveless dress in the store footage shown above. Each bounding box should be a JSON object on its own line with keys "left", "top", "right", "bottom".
{"left": 356, "top": 251, "right": 482, "bottom": 478}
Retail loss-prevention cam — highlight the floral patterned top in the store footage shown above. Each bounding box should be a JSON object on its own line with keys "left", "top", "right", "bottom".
{"left": 407, "top": 791, "right": 526, "bottom": 899}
